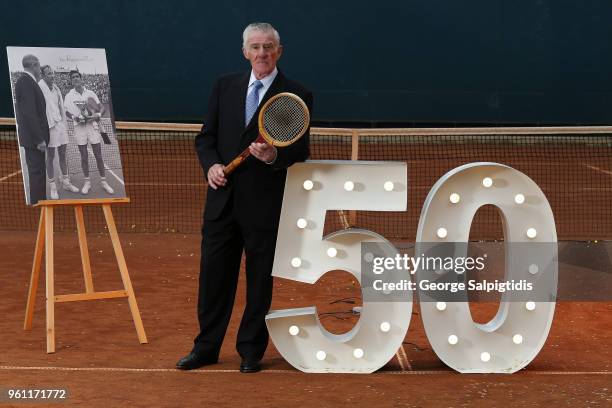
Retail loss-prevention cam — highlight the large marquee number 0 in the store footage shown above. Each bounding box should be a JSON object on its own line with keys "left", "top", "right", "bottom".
{"left": 266, "top": 161, "right": 557, "bottom": 373}
{"left": 415, "top": 162, "right": 557, "bottom": 373}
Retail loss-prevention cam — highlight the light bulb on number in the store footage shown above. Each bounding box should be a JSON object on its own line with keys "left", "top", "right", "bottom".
{"left": 527, "top": 228, "right": 537, "bottom": 239}
{"left": 437, "top": 227, "right": 448, "bottom": 239}
{"left": 303, "top": 180, "right": 314, "bottom": 190}
{"left": 296, "top": 218, "right": 308, "bottom": 229}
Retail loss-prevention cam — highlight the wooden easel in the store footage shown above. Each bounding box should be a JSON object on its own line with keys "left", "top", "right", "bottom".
{"left": 24, "top": 198, "right": 147, "bottom": 353}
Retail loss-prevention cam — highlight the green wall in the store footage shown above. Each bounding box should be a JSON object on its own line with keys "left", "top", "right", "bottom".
{"left": 2, "top": 0, "right": 612, "bottom": 125}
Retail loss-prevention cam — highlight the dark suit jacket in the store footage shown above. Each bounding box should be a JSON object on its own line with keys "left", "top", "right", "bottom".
{"left": 195, "top": 69, "right": 312, "bottom": 229}
{"left": 14, "top": 73, "right": 49, "bottom": 148}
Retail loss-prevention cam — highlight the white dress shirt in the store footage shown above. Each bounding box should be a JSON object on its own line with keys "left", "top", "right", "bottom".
{"left": 38, "top": 80, "right": 65, "bottom": 127}
{"left": 246, "top": 67, "right": 279, "bottom": 164}
{"left": 246, "top": 67, "right": 278, "bottom": 105}
{"left": 64, "top": 87, "right": 100, "bottom": 118}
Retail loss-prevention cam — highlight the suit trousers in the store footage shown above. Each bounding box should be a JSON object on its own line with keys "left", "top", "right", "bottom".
{"left": 193, "top": 193, "right": 277, "bottom": 360}
{"left": 24, "top": 147, "right": 47, "bottom": 205}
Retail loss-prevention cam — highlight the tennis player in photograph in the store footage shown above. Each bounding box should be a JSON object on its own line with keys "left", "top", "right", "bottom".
{"left": 64, "top": 70, "right": 114, "bottom": 195}
{"left": 38, "top": 65, "right": 80, "bottom": 199}
{"left": 177, "top": 22, "right": 313, "bottom": 373}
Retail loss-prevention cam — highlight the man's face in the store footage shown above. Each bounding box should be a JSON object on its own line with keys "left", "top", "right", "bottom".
{"left": 243, "top": 30, "right": 282, "bottom": 79}
{"left": 42, "top": 67, "right": 54, "bottom": 85}
{"left": 70, "top": 73, "right": 83, "bottom": 89}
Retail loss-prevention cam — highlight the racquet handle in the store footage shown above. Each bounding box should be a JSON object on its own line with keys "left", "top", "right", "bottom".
{"left": 224, "top": 147, "right": 251, "bottom": 175}
{"left": 224, "top": 134, "right": 265, "bottom": 175}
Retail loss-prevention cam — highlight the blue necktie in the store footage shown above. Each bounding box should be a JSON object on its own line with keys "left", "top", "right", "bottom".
{"left": 245, "top": 80, "right": 263, "bottom": 127}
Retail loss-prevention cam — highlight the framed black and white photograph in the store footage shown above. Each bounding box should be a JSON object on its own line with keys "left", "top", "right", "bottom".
{"left": 6, "top": 46, "right": 125, "bottom": 205}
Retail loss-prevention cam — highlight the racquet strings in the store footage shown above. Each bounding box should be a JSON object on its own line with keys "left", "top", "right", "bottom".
{"left": 261, "top": 95, "right": 308, "bottom": 144}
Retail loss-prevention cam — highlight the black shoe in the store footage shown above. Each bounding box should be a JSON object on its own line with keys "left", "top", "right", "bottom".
{"left": 176, "top": 352, "right": 217, "bottom": 370}
{"left": 239, "top": 358, "right": 261, "bottom": 373}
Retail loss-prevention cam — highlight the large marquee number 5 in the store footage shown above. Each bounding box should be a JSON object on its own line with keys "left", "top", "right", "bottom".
{"left": 266, "top": 161, "right": 411, "bottom": 373}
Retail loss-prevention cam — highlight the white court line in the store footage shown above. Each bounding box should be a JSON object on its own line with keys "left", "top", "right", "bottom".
{"left": 0, "top": 169, "right": 21, "bottom": 183}
{"left": 124, "top": 182, "right": 206, "bottom": 187}
{"left": 394, "top": 351, "right": 406, "bottom": 371}
{"left": 585, "top": 164, "right": 612, "bottom": 176}
{"left": 395, "top": 345, "right": 412, "bottom": 371}
{"left": 105, "top": 166, "right": 125, "bottom": 186}
{"left": 0, "top": 366, "right": 609, "bottom": 375}
{"left": 405, "top": 161, "right": 571, "bottom": 165}
{"left": 411, "top": 185, "right": 612, "bottom": 191}
{"left": 0, "top": 181, "right": 207, "bottom": 187}
{"left": 86, "top": 145, "right": 125, "bottom": 186}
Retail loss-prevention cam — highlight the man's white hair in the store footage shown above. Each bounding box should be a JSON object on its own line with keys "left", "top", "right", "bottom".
{"left": 22, "top": 54, "right": 39, "bottom": 69}
{"left": 242, "top": 22, "right": 280, "bottom": 48}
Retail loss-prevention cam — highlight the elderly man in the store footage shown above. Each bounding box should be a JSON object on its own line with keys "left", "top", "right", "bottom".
{"left": 38, "top": 65, "right": 80, "bottom": 199}
{"left": 64, "top": 70, "right": 114, "bottom": 195}
{"left": 14, "top": 54, "right": 48, "bottom": 205}
{"left": 177, "top": 22, "right": 313, "bottom": 373}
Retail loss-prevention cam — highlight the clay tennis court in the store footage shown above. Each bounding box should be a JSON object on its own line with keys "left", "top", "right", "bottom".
{"left": 0, "top": 124, "right": 611, "bottom": 406}
{"left": 0, "top": 232, "right": 611, "bottom": 407}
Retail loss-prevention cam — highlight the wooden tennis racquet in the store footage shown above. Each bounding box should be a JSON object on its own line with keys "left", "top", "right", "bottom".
{"left": 224, "top": 92, "right": 310, "bottom": 175}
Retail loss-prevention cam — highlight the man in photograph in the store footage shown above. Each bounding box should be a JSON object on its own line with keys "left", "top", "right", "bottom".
{"left": 177, "top": 22, "right": 312, "bottom": 373}
{"left": 13, "top": 54, "right": 49, "bottom": 205}
{"left": 38, "top": 65, "right": 79, "bottom": 199}
{"left": 64, "top": 70, "right": 114, "bottom": 195}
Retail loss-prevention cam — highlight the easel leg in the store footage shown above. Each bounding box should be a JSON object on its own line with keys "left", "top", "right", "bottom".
{"left": 102, "top": 204, "right": 148, "bottom": 344}
{"left": 24, "top": 209, "right": 46, "bottom": 330}
{"left": 45, "top": 206, "right": 55, "bottom": 354}
{"left": 74, "top": 206, "right": 95, "bottom": 293}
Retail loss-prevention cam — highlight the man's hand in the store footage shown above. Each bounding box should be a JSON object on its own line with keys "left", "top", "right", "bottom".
{"left": 36, "top": 141, "right": 46, "bottom": 152}
{"left": 207, "top": 163, "right": 227, "bottom": 190}
{"left": 249, "top": 142, "right": 277, "bottom": 164}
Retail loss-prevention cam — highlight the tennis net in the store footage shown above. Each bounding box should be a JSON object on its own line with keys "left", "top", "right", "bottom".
{"left": 1, "top": 120, "right": 611, "bottom": 241}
